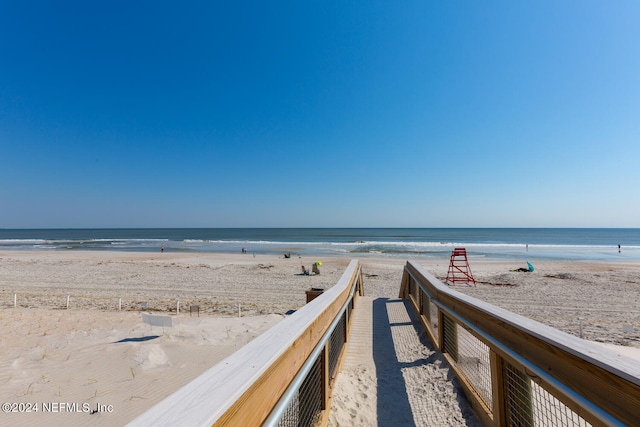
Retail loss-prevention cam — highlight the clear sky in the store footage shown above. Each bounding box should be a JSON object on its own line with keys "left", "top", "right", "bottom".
{"left": 1, "top": 1, "right": 639, "bottom": 228}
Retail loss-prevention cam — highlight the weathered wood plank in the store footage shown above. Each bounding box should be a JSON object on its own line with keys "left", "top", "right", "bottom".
{"left": 490, "top": 350, "right": 505, "bottom": 427}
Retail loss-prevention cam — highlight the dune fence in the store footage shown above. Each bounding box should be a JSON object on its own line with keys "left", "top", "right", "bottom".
{"left": 127, "top": 259, "right": 364, "bottom": 426}
{"left": 2, "top": 291, "right": 294, "bottom": 317}
{"left": 400, "top": 260, "right": 640, "bottom": 427}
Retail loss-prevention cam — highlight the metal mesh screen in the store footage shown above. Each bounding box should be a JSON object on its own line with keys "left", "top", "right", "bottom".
{"left": 328, "top": 312, "right": 346, "bottom": 380}
{"left": 503, "top": 362, "right": 592, "bottom": 427}
{"left": 442, "top": 314, "right": 459, "bottom": 361}
{"left": 456, "top": 325, "right": 493, "bottom": 410}
{"left": 429, "top": 298, "right": 439, "bottom": 341}
{"left": 420, "top": 288, "right": 429, "bottom": 318}
{"left": 409, "top": 276, "right": 417, "bottom": 299}
{"left": 504, "top": 362, "right": 534, "bottom": 427}
{"left": 530, "top": 379, "right": 592, "bottom": 427}
{"left": 277, "top": 355, "right": 323, "bottom": 427}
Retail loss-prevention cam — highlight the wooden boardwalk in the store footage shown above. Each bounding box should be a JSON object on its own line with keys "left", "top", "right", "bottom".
{"left": 330, "top": 296, "right": 481, "bottom": 427}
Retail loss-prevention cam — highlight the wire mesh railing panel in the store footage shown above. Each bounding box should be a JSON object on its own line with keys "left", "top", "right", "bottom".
{"left": 504, "top": 362, "right": 592, "bottom": 427}
{"left": 531, "top": 381, "right": 592, "bottom": 427}
{"left": 442, "top": 314, "right": 458, "bottom": 361}
{"left": 277, "top": 354, "right": 323, "bottom": 427}
{"left": 328, "top": 312, "right": 346, "bottom": 380}
{"left": 277, "top": 390, "right": 300, "bottom": 427}
{"left": 428, "top": 298, "right": 439, "bottom": 342}
{"left": 456, "top": 325, "right": 493, "bottom": 410}
{"left": 504, "top": 362, "right": 535, "bottom": 427}
{"left": 409, "top": 277, "right": 417, "bottom": 300}
{"left": 420, "top": 288, "right": 429, "bottom": 318}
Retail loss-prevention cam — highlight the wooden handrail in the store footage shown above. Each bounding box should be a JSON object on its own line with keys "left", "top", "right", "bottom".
{"left": 401, "top": 260, "right": 640, "bottom": 426}
{"left": 128, "top": 259, "right": 362, "bottom": 427}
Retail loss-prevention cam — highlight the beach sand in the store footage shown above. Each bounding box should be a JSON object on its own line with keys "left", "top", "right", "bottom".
{"left": 1, "top": 251, "right": 639, "bottom": 425}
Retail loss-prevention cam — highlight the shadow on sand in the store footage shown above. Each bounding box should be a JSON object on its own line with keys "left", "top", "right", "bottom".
{"left": 114, "top": 335, "right": 160, "bottom": 343}
{"left": 372, "top": 298, "right": 476, "bottom": 426}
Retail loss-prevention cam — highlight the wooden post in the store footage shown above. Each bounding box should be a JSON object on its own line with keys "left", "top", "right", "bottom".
{"left": 398, "top": 268, "right": 409, "bottom": 298}
{"left": 66, "top": 294, "right": 70, "bottom": 309}
{"left": 177, "top": 299, "right": 180, "bottom": 315}
{"left": 119, "top": 298, "right": 122, "bottom": 311}
{"left": 14, "top": 293, "right": 17, "bottom": 308}
{"left": 490, "top": 350, "right": 506, "bottom": 427}
{"left": 322, "top": 342, "right": 329, "bottom": 410}
{"left": 238, "top": 302, "right": 241, "bottom": 318}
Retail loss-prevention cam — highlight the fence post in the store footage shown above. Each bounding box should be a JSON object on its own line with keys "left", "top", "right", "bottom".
{"left": 14, "top": 292, "right": 17, "bottom": 308}
{"left": 490, "top": 350, "right": 506, "bottom": 427}
{"left": 119, "top": 298, "right": 122, "bottom": 311}
{"left": 177, "top": 299, "right": 180, "bottom": 315}
{"left": 579, "top": 317, "right": 584, "bottom": 339}
{"left": 399, "top": 269, "right": 409, "bottom": 298}
{"left": 66, "top": 294, "right": 70, "bottom": 309}
{"left": 322, "top": 342, "right": 330, "bottom": 410}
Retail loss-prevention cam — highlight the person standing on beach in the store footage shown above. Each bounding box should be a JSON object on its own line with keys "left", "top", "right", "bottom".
{"left": 619, "top": 244, "right": 621, "bottom": 253}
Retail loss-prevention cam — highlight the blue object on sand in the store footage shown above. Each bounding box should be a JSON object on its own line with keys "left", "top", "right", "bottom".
{"left": 527, "top": 261, "right": 534, "bottom": 272}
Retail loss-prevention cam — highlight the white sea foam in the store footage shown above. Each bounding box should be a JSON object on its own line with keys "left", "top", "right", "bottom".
{"left": 0, "top": 239, "right": 47, "bottom": 244}
{"left": 1, "top": 229, "right": 638, "bottom": 261}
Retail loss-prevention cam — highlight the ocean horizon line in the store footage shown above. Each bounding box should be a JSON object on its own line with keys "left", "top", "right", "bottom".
{"left": 2, "top": 227, "right": 639, "bottom": 230}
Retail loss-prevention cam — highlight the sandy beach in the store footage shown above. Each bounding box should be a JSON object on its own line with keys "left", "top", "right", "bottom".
{"left": 1, "top": 251, "right": 639, "bottom": 425}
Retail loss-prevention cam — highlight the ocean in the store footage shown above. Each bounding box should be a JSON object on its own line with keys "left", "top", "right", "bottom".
{"left": 1, "top": 228, "right": 639, "bottom": 261}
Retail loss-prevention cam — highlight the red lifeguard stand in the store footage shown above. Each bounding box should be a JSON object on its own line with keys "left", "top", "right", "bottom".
{"left": 446, "top": 248, "right": 476, "bottom": 286}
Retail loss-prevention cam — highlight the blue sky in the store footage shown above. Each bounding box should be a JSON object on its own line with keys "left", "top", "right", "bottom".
{"left": 1, "top": 1, "right": 639, "bottom": 228}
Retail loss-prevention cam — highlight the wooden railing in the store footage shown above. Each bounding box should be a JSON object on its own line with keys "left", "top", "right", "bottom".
{"left": 400, "top": 260, "right": 640, "bottom": 427}
{"left": 128, "top": 259, "right": 363, "bottom": 427}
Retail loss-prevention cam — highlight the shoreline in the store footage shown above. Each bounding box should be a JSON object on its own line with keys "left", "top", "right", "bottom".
{"left": 3, "top": 226, "right": 640, "bottom": 262}
{"left": 1, "top": 247, "right": 638, "bottom": 262}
